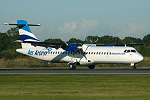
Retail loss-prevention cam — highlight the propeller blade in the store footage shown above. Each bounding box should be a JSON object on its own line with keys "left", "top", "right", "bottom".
{"left": 71, "top": 38, "right": 87, "bottom": 59}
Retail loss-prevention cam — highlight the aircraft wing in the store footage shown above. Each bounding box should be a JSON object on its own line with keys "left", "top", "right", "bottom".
{"left": 96, "top": 43, "right": 144, "bottom": 46}
{"left": 22, "top": 41, "right": 68, "bottom": 49}
{"left": 116, "top": 43, "right": 145, "bottom": 46}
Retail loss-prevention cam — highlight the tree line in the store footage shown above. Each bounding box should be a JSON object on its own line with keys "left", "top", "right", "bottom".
{"left": 0, "top": 27, "right": 150, "bottom": 59}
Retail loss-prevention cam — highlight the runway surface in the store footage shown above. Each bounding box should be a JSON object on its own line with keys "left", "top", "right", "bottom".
{"left": 0, "top": 69, "right": 150, "bottom": 74}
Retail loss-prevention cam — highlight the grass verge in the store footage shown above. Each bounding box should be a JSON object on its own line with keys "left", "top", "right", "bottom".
{"left": 0, "top": 75, "right": 150, "bottom": 100}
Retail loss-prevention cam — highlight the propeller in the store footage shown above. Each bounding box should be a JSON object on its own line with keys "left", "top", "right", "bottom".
{"left": 72, "top": 38, "right": 86, "bottom": 56}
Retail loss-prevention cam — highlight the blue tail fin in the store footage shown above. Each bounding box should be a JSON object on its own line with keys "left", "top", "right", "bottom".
{"left": 17, "top": 20, "right": 40, "bottom": 41}
{"left": 4, "top": 20, "right": 40, "bottom": 48}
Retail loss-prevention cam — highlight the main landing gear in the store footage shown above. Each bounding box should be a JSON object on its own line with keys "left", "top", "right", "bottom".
{"left": 69, "top": 63, "right": 76, "bottom": 69}
{"left": 69, "top": 64, "right": 95, "bottom": 70}
{"left": 88, "top": 65, "right": 95, "bottom": 69}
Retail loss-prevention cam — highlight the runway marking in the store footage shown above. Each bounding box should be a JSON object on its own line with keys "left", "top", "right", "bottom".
{"left": 1, "top": 73, "right": 150, "bottom": 75}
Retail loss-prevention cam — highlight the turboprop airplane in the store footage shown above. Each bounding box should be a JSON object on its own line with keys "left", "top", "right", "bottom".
{"left": 4, "top": 20, "right": 144, "bottom": 69}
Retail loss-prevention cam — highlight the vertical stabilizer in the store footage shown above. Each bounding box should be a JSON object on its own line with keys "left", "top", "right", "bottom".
{"left": 4, "top": 20, "right": 40, "bottom": 48}
{"left": 17, "top": 20, "right": 40, "bottom": 42}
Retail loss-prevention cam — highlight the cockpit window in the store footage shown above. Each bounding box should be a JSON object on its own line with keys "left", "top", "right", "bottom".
{"left": 124, "top": 49, "right": 136, "bottom": 53}
{"left": 127, "top": 50, "right": 130, "bottom": 53}
{"left": 131, "top": 50, "right": 136, "bottom": 52}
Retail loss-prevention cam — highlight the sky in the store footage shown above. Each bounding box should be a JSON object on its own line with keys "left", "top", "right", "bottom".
{"left": 1, "top": 0, "right": 150, "bottom": 41}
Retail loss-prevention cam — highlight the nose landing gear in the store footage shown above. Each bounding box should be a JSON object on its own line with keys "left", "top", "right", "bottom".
{"left": 131, "top": 63, "right": 136, "bottom": 69}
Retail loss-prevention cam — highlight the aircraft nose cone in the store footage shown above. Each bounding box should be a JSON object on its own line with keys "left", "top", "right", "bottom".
{"left": 137, "top": 55, "right": 144, "bottom": 62}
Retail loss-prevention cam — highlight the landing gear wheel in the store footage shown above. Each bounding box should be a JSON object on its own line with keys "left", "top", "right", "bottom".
{"left": 69, "top": 64, "right": 76, "bottom": 69}
{"left": 88, "top": 65, "right": 95, "bottom": 69}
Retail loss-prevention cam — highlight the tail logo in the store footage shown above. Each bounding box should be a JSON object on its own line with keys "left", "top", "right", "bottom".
{"left": 17, "top": 20, "right": 40, "bottom": 41}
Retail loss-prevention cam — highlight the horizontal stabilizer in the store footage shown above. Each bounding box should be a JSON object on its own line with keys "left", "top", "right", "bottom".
{"left": 4, "top": 23, "right": 40, "bottom": 26}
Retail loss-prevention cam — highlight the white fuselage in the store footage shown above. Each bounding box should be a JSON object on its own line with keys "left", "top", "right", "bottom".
{"left": 16, "top": 44, "right": 144, "bottom": 66}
